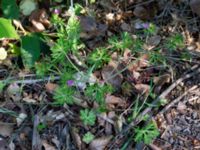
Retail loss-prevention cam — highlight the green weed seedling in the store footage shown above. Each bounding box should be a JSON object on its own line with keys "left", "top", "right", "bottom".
{"left": 37, "top": 123, "right": 47, "bottom": 132}
{"left": 80, "top": 109, "right": 96, "bottom": 126}
{"left": 144, "top": 23, "right": 157, "bottom": 36}
{"left": 0, "top": 81, "right": 6, "bottom": 93}
{"left": 165, "top": 34, "right": 184, "bottom": 51}
{"left": 87, "top": 47, "right": 110, "bottom": 69}
{"left": 134, "top": 121, "right": 159, "bottom": 144}
{"left": 85, "top": 83, "right": 113, "bottom": 105}
{"left": 83, "top": 132, "right": 95, "bottom": 144}
{"left": 53, "top": 85, "right": 75, "bottom": 105}
{"left": 108, "top": 32, "right": 133, "bottom": 52}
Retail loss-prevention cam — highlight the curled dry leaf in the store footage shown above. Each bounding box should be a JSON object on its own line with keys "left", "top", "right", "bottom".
{"left": 146, "top": 35, "right": 161, "bottom": 50}
{"left": 79, "top": 16, "right": 107, "bottom": 40}
{"left": 120, "top": 22, "right": 132, "bottom": 32}
{"left": 42, "top": 140, "right": 56, "bottom": 150}
{"left": 190, "top": 0, "right": 200, "bottom": 17}
{"left": 102, "top": 65, "right": 123, "bottom": 89}
{"left": 153, "top": 74, "right": 171, "bottom": 94}
{"left": 6, "top": 83, "right": 22, "bottom": 102}
{"left": 29, "top": 9, "right": 50, "bottom": 32}
{"left": 135, "top": 83, "right": 150, "bottom": 95}
{"left": 89, "top": 136, "right": 112, "bottom": 150}
{"left": 71, "top": 128, "right": 82, "bottom": 150}
{"left": 45, "top": 83, "right": 58, "bottom": 93}
{"left": 105, "top": 94, "right": 125, "bottom": 108}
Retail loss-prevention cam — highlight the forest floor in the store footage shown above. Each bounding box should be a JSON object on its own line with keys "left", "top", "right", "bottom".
{"left": 0, "top": 0, "right": 200, "bottom": 149}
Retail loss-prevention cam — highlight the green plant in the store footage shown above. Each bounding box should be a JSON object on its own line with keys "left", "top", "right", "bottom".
{"left": 144, "top": 23, "right": 157, "bottom": 35}
{"left": 53, "top": 85, "right": 75, "bottom": 105}
{"left": 132, "top": 38, "right": 144, "bottom": 53}
{"left": 0, "top": 81, "right": 5, "bottom": 93}
{"left": 50, "top": 15, "right": 81, "bottom": 64}
{"left": 134, "top": 121, "right": 159, "bottom": 144}
{"left": 108, "top": 32, "right": 133, "bottom": 52}
{"left": 35, "top": 61, "right": 51, "bottom": 77}
{"left": 80, "top": 109, "right": 96, "bottom": 126}
{"left": 85, "top": 84, "right": 113, "bottom": 104}
{"left": 37, "top": 123, "right": 47, "bottom": 132}
{"left": 87, "top": 48, "right": 110, "bottom": 69}
{"left": 83, "top": 132, "right": 95, "bottom": 144}
{"left": 149, "top": 50, "right": 166, "bottom": 65}
{"left": 165, "top": 34, "right": 184, "bottom": 51}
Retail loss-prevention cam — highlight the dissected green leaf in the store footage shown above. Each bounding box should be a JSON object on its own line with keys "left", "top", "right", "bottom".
{"left": 0, "top": 18, "right": 19, "bottom": 39}
{"left": 20, "top": 33, "right": 42, "bottom": 68}
{"left": 1, "top": 0, "right": 19, "bottom": 19}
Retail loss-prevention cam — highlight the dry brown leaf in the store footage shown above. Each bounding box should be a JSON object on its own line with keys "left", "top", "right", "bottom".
{"left": 102, "top": 65, "right": 123, "bottom": 89}
{"left": 45, "top": 83, "right": 58, "bottom": 93}
{"left": 42, "top": 140, "right": 56, "bottom": 150}
{"left": 133, "top": 6, "right": 148, "bottom": 20}
{"left": 79, "top": 16, "right": 107, "bottom": 40}
{"left": 29, "top": 9, "right": 50, "bottom": 32}
{"left": 153, "top": 74, "right": 171, "bottom": 94}
{"left": 6, "top": 83, "right": 22, "bottom": 102}
{"left": 0, "top": 123, "right": 13, "bottom": 137}
{"left": 105, "top": 94, "right": 124, "bottom": 105}
{"left": 120, "top": 22, "right": 131, "bottom": 32}
{"left": 71, "top": 128, "right": 82, "bottom": 150}
{"left": 146, "top": 35, "right": 161, "bottom": 50}
{"left": 190, "top": 0, "right": 200, "bottom": 17}
{"left": 89, "top": 136, "right": 112, "bottom": 150}
{"left": 135, "top": 83, "right": 150, "bottom": 94}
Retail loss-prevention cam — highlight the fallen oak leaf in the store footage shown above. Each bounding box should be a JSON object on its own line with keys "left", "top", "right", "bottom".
{"left": 45, "top": 82, "right": 58, "bottom": 93}
{"left": 89, "top": 136, "right": 112, "bottom": 150}
{"left": 102, "top": 65, "right": 123, "bottom": 89}
{"left": 29, "top": 9, "right": 50, "bottom": 32}
{"left": 135, "top": 83, "right": 150, "bottom": 95}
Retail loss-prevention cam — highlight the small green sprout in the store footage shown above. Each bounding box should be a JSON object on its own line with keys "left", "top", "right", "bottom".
{"left": 108, "top": 32, "right": 133, "bottom": 52}
{"left": 53, "top": 86, "right": 75, "bottom": 105}
{"left": 0, "top": 81, "right": 6, "bottom": 93}
{"left": 80, "top": 109, "right": 96, "bottom": 126}
{"left": 134, "top": 121, "right": 159, "bottom": 144}
{"left": 87, "top": 48, "right": 110, "bottom": 69}
{"left": 165, "top": 34, "right": 184, "bottom": 51}
{"left": 144, "top": 23, "right": 157, "bottom": 35}
{"left": 83, "top": 132, "right": 95, "bottom": 144}
{"left": 85, "top": 84, "right": 113, "bottom": 104}
{"left": 37, "top": 123, "right": 47, "bottom": 132}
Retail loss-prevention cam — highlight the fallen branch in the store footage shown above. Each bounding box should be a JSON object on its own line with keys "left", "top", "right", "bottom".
{"left": 158, "top": 85, "right": 198, "bottom": 114}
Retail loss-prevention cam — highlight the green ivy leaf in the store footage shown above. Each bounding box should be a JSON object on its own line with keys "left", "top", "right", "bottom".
{"left": 1, "top": 0, "right": 19, "bottom": 19}
{"left": 20, "top": 33, "right": 42, "bottom": 68}
{"left": 0, "top": 18, "right": 19, "bottom": 39}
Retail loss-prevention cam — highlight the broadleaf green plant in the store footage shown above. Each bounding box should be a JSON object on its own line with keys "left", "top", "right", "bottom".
{"left": 0, "top": 18, "right": 19, "bottom": 39}
{"left": 80, "top": 109, "right": 96, "bottom": 126}
{"left": 134, "top": 121, "right": 159, "bottom": 144}
{"left": 1, "top": 0, "right": 19, "bottom": 19}
{"left": 85, "top": 83, "right": 113, "bottom": 104}
{"left": 83, "top": 132, "right": 95, "bottom": 144}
